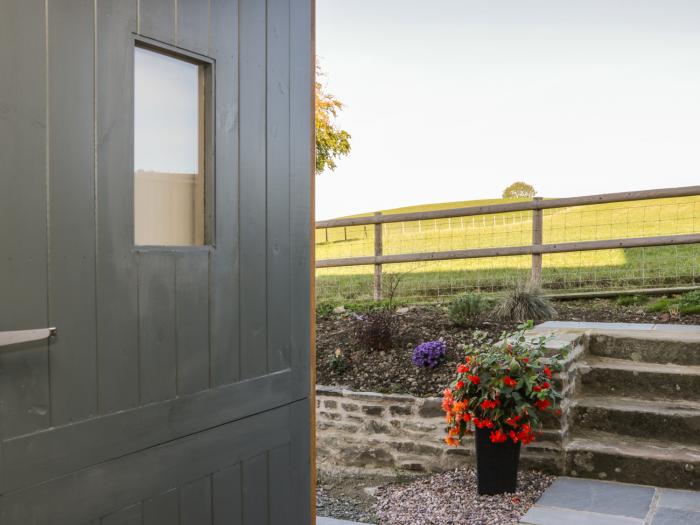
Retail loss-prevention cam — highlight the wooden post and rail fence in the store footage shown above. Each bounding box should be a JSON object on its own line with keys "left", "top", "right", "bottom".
{"left": 315, "top": 185, "right": 700, "bottom": 300}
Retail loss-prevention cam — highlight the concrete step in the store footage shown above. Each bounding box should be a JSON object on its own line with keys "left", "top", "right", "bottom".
{"left": 587, "top": 331, "right": 700, "bottom": 366}
{"left": 580, "top": 357, "right": 700, "bottom": 401}
{"left": 565, "top": 431, "right": 700, "bottom": 490}
{"left": 572, "top": 395, "right": 700, "bottom": 445}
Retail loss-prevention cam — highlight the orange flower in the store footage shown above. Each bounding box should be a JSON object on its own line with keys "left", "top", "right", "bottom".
{"left": 444, "top": 436, "right": 459, "bottom": 446}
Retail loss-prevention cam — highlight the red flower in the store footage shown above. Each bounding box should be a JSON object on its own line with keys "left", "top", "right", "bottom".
{"left": 480, "top": 399, "right": 497, "bottom": 410}
{"left": 457, "top": 364, "right": 469, "bottom": 374}
{"left": 503, "top": 376, "right": 517, "bottom": 387}
{"left": 490, "top": 430, "right": 507, "bottom": 443}
{"left": 505, "top": 415, "right": 521, "bottom": 427}
{"left": 467, "top": 374, "right": 480, "bottom": 385}
{"left": 541, "top": 381, "right": 550, "bottom": 389}
{"left": 455, "top": 381, "right": 465, "bottom": 390}
{"left": 462, "top": 412, "right": 472, "bottom": 422}
{"left": 535, "top": 399, "right": 551, "bottom": 411}
{"left": 544, "top": 366, "right": 552, "bottom": 378}
{"left": 473, "top": 417, "right": 494, "bottom": 429}
{"left": 522, "top": 357, "right": 529, "bottom": 363}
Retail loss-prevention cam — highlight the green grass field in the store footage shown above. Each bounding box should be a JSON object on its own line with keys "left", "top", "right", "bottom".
{"left": 316, "top": 195, "right": 700, "bottom": 302}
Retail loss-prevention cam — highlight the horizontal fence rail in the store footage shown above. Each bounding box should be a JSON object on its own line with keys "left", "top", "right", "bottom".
{"left": 315, "top": 185, "right": 700, "bottom": 301}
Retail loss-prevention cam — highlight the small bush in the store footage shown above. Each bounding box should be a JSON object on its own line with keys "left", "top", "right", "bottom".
{"left": 679, "top": 290, "right": 700, "bottom": 315}
{"left": 616, "top": 295, "right": 648, "bottom": 307}
{"left": 494, "top": 281, "right": 556, "bottom": 322}
{"left": 328, "top": 348, "right": 348, "bottom": 375}
{"left": 646, "top": 296, "right": 673, "bottom": 313}
{"left": 448, "top": 293, "right": 492, "bottom": 327}
{"left": 354, "top": 308, "right": 398, "bottom": 351}
{"left": 411, "top": 340, "right": 447, "bottom": 369}
{"left": 316, "top": 302, "right": 336, "bottom": 318}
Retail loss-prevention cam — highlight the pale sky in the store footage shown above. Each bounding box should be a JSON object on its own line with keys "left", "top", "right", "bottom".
{"left": 315, "top": 0, "right": 700, "bottom": 220}
{"left": 135, "top": 47, "right": 199, "bottom": 173}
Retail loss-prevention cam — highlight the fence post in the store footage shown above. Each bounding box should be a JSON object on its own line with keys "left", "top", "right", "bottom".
{"left": 531, "top": 197, "right": 543, "bottom": 283}
{"left": 374, "top": 212, "right": 383, "bottom": 300}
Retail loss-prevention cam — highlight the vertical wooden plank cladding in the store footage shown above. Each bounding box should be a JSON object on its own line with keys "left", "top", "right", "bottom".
{"left": 96, "top": 0, "right": 139, "bottom": 415}
{"left": 100, "top": 503, "right": 142, "bottom": 525}
{"left": 289, "top": 0, "right": 313, "bottom": 399}
{"left": 138, "top": 253, "right": 176, "bottom": 403}
{"left": 47, "top": 0, "right": 98, "bottom": 425}
{"left": 209, "top": 0, "right": 240, "bottom": 386}
{"left": 212, "top": 465, "right": 242, "bottom": 525}
{"left": 0, "top": 0, "right": 50, "bottom": 438}
{"left": 266, "top": 0, "right": 291, "bottom": 373}
{"left": 139, "top": 0, "right": 176, "bottom": 44}
{"left": 290, "top": 399, "right": 311, "bottom": 525}
{"left": 268, "top": 444, "right": 292, "bottom": 525}
{"left": 242, "top": 453, "right": 269, "bottom": 524}
{"left": 239, "top": 0, "right": 268, "bottom": 380}
{"left": 180, "top": 475, "right": 213, "bottom": 525}
{"left": 143, "top": 488, "right": 179, "bottom": 525}
{"left": 176, "top": 252, "right": 210, "bottom": 395}
{"left": 177, "top": 0, "right": 210, "bottom": 55}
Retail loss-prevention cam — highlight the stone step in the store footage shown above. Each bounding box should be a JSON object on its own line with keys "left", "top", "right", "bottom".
{"left": 572, "top": 395, "right": 700, "bottom": 445}
{"left": 580, "top": 357, "right": 700, "bottom": 401}
{"left": 564, "top": 431, "right": 700, "bottom": 490}
{"left": 587, "top": 331, "right": 700, "bottom": 366}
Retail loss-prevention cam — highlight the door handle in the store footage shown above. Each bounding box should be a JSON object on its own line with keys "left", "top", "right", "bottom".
{"left": 0, "top": 328, "right": 57, "bottom": 348}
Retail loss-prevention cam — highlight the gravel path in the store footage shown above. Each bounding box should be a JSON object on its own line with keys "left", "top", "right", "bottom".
{"left": 374, "top": 468, "right": 555, "bottom": 525}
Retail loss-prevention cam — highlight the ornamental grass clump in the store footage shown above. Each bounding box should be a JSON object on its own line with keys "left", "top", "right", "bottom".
{"left": 442, "top": 321, "right": 566, "bottom": 446}
{"left": 412, "top": 340, "right": 447, "bottom": 369}
{"left": 495, "top": 281, "right": 556, "bottom": 322}
{"left": 448, "top": 293, "right": 492, "bottom": 327}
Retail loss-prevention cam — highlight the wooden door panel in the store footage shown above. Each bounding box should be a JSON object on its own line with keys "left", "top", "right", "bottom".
{"left": 0, "top": 0, "right": 312, "bottom": 521}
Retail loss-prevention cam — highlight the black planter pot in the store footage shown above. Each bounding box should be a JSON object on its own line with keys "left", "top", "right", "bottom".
{"left": 474, "top": 427, "right": 521, "bottom": 495}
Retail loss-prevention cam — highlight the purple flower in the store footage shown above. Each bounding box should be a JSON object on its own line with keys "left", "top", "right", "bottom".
{"left": 412, "top": 340, "right": 447, "bottom": 369}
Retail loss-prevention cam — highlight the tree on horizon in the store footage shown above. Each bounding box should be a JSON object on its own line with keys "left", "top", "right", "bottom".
{"left": 502, "top": 181, "right": 536, "bottom": 199}
{"left": 315, "top": 66, "right": 351, "bottom": 174}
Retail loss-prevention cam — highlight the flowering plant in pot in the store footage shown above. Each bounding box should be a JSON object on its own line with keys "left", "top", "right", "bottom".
{"left": 442, "top": 321, "right": 566, "bottom": 495}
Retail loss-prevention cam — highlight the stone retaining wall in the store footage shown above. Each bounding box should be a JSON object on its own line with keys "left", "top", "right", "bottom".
{"left": 316, "top": 330, "right": 584, "bottom": 477}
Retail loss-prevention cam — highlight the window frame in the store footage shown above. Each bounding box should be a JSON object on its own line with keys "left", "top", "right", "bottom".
{"left": 132, "top": 35, "right": 216, "bottom": 251}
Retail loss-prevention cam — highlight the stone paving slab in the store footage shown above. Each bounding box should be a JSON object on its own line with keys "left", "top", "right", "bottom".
{"left": 534, "top": 477, "right": 654, "bottom": 519}
{"left": 520, "top": 477, "right": 700, "bottom": 525}
{"left": 317, "top": 517, "right": 373, "bottom": 525}
{"left": 536, "top": 320, "right": 700, "bottom": 333}
{"left": 520, "top": 506, "right": 643, "bottom": 525}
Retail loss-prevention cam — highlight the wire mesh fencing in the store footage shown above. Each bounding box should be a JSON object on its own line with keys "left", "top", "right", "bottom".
{"left": 315, "top": 190, "right": 700, "bottom": 304}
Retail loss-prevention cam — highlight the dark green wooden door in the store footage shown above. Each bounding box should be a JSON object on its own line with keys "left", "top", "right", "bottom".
{"left": 0, "top": 0, "right": 313, "bottom": 523}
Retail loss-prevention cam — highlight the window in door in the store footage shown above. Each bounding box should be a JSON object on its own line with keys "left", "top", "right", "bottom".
{"left": 134, "top": 45, "right": 209, "bottom": 246}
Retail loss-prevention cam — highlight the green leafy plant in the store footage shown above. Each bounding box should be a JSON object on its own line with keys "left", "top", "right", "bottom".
{"left": 449, "top": 293, "right": 492, "bottom": 327}
{"left": 354, "top": 308, "right": 398, "bottom": 351}
{"left": 646, "top": 296, "right": 672, "bottom": 313}
{"left": 328, "top": 348, "right": 348, "bottom": 375}
{"left": 616, "top": 294, "right": 648, "bottom": 307}
{"left": 443, "top": 322, "right": 566, "bottom": 446}
{"left": 494, "top": 281, "right": 556, "bottom": 322}
{"left": 679, "top": 290, "right": 700, "bottom": 315}
{"left": 316, "top": 302, "right": 336, "bottom": 318}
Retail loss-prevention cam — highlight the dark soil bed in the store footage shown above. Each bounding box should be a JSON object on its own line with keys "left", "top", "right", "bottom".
{"left": 316, "top": 298, "right": 700, "bottom": 397}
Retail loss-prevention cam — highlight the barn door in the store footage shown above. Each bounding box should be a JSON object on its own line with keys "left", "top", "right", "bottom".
{"left": 0, "top": 1, "right": 313, "bottom": 524}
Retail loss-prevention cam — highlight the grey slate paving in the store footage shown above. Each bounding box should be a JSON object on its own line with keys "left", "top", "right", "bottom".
{"left": 534, "top": 477, "right": 655, "bottom": 519}
{"left": 650, "top": 507, "right": 700, "bottom": 525}
{"left": 520, "top": 506, "right": 643, "bottom": 525}
{"left": 657, "top": 488, "right": 700, "bottom": 512}
{"left": 317, "top": 517, "right": 373, "bottom": 525}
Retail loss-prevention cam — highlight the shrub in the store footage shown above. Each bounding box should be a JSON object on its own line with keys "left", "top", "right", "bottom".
{"left": 316, "top": 302, "right": 336, "bottom": 318}
{"left": 443, "top": 322, "right": 566, "bottom": 447}
{"left": 616, "top": 295, "right": 648, "bottom": 307}
{"left": 646, "top": 296, "right": 672, "bottom": 313}
{"left": 328, "top": 348, "right": 348, "bottom": 375}
{"left": 412, "top": 340, "right": 447, "bottom": 369}
{"left": 679, "top": 290, "right": 700, "bottom": 315}
{"left": 354, "top": 308, "right": 398, "bottom": 351}
{"left": 494, "top": 281, "right": 556, "bottom": 322}
{"left": 448, "top": 293, "right": 492, "bottom": 327}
